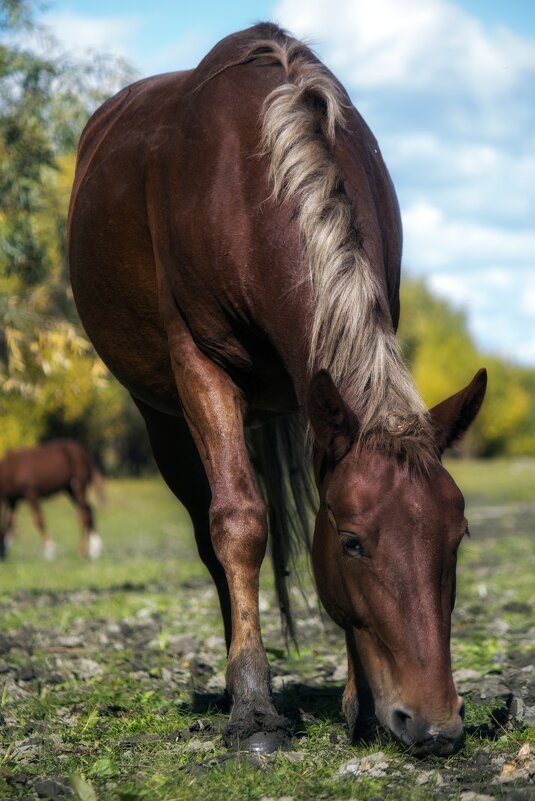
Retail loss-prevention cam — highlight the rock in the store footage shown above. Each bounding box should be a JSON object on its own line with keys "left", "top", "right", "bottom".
{"left": 335, "top": 751, "right": 388, "bottom": 778}
{"left": 73, "top": 658, "right": 103, "bottom": 679}
{"left": 17, "top": 663, "right": 37, "bottom": 681}
{"left": 280, "top": 751, "right": 306, "bottom": 763}
{"left": 271, "top": 674, "right": 300, "bottom": 691}
{"left": 503, "top": 791, "right": 535, "bottom": 801}
{"left": 184, "top": 738, "right": 216, "bottom": 753}
{"left": 34, "top": 777, "right": 73, "bottom": 799}
{"left": 454, "top": 668, "right": 482, "bottom": 684}
{"left": 415, "top": 770, "right": 443, "bottom": 786}
{"left": 509, "top": 695, "right": 535, "bottom": 724}
{"left": 331, "top": 663, "right": 347, "bottom": 682}
{"left": 460, "top": 793, "right": 495, "bottom": 801}
{"left": 56, "top": 635, "right": 84, "bottom": 649}
{"left": 495, "top": 742, "right": 535, "bottom": 784}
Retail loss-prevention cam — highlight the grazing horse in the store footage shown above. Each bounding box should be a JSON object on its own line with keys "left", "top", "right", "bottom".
{"left": 69, "top": 24, "right": 487, "bottom": 755}
{"left": 0, "top": 439, "right": 104, "bottom": 560}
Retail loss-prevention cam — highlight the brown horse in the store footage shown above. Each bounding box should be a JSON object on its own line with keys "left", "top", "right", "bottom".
{"left": 0, "top": 439, "right": 103, "bottom": 560}
{"left": 69, "top": 23, "right": 487, "bottom": 755}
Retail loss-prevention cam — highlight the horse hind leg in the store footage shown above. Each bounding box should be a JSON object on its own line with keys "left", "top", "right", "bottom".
{"left": 26, "top": 493, "right": 56, "bottom": 559}
{"left": 68, "top": 480, "right": 102, "bottom": 560}
{"left": 132, "top": 397, "right": 232, "bottom": 649}
{"left": 0, "top": 501, "right": 16, "bottom": 560}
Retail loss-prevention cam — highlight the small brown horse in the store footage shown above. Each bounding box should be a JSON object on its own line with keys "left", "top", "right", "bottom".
{"left": 69, "top": 24, "right": 486, "bottom": 755}
{"left": 0, "top": 439, "right": 103, "bottom": 560}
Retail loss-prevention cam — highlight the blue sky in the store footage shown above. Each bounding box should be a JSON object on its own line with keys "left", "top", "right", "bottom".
{"left": 37, "top": 0, "right": 535, "bottom": 365}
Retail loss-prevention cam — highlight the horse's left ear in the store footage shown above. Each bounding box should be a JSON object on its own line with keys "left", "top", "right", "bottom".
{"left": 307, "top": 369, "right": 359, "bottom": 463}
{"left": 429, "top": 368, "right": 487, "bottom": 453}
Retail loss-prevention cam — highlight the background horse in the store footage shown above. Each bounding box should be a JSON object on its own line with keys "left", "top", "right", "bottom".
{"left": 0, "top": 439, "right": 104, "bottom": 560}
{"left": 69, "top": 23, "right": 486, "bottom": 755}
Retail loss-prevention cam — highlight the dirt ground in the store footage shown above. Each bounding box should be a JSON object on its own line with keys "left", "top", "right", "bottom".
{"left": 0, "top": 479, "right": 533, "bottom": 800}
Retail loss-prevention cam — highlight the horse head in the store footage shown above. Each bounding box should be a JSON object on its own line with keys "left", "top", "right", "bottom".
{"left": 308, "top": 368, "right": 487, "bottom": 755}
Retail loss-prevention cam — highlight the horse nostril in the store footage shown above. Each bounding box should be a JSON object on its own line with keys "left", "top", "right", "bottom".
{"left": 393, "top": 708, "right": 412, "bottom": 727}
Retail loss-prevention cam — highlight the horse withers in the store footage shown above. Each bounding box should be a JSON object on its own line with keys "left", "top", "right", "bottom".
{"left": 0, "top": 439, "right": 104, "bottom": 560}
{"left": 68, "top": 23, "right": 486, "bottom": 755}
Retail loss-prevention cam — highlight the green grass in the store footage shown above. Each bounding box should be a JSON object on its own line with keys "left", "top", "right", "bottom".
{"left": 0, "top": 463, "right": 533, "bottom": 801}
{"left": 445, "top": 456, "right": 535, "bottom": 504}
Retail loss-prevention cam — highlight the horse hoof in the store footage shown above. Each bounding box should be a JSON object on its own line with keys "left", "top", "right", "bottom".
{"left": 88, "top": 532, "right": 103, "bottom": 560}
{"left": 43, "top": 541, "right": 57, "bottom": 560}
{"left": 241, "top": 731, "right": 288, "bottom": 754}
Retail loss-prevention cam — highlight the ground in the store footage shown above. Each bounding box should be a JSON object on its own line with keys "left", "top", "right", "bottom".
{"left": 0, "top": 460, "right": 533, "bottom": 801}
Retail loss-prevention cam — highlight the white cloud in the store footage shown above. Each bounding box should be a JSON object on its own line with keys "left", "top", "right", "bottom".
{"left": 402, "top": 201, "right": 535, "bottom": 271}
{"left": 43, "top": 10, "right": 142, "bottom": 56}
{"left": 273, "top": 0, "right": 535, "bottom": 363}
{"left": 274, "top": 0, "right": 535, "bottom": 95}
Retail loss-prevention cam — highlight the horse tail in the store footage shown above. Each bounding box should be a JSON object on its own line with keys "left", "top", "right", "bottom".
{"left": 247, "top": 414, "right": 317, "bottom": 648}
{"left": 89, "top": 461, "right": 106, "bottom": 505}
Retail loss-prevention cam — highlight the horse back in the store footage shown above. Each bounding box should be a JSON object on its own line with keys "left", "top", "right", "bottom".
{"left": 69, "top": 24, "right": 402, "bottom": 415}
{"left": 0, "top": 440, "right": 92, "bottom": 499}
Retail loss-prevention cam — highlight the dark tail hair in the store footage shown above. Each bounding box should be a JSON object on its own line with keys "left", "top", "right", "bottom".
{"left": 247, "top": 413, "right": 317, "bottom": 647}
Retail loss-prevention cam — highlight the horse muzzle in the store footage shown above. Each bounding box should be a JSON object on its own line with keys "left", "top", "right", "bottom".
{"left": 388, "top": 697, "right": 465, "bottom": 756}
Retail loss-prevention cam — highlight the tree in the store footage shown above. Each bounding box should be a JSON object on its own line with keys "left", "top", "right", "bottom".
{"left": 398, "top": 278, "right": 535, "bottom": 456}
{"left": 0, "top": 0, "right": 142, "bottom": 463}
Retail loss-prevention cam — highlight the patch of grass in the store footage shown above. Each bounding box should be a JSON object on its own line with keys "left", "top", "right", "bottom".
{"left": 0, "top": 469, "right": 533, "bottom": 801}
{"left": 445, "top": 457, "right": 535, "bottom": 504}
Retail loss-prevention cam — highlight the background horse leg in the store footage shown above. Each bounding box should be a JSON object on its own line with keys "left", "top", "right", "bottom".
{"left": 0, "top": 501, "right": 16, "bottom": 559}
{"left": 132, "top": 397, "right": 232, "bottom": 649}
{"left": 26, "top": 493, "right": 55, "bottom": 559}
{"left": 68, "top": 481, "right": 101, "bottom": 560}
{"left": 0, "top": 500, "right": 15, "bottom": 559}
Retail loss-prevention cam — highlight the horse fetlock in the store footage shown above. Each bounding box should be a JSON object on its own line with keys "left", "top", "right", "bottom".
{"left": 88, "top": 531, "right": 103, "bottom": 560}
{"left": 226, "top": 648, "right": 271, "bottom": 700}
{"left": 342, "top": 679, "right": 359, "bottom": 737}
{"left": 43, "top": 540, "right": 57, "bottom": 560}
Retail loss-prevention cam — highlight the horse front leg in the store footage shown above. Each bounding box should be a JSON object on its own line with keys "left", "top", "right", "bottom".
{"left": 167, "top": 331, "right": 289, "bottom": 753}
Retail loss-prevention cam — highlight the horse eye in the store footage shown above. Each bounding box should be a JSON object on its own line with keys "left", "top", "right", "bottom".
{"left": 340, "top": 533, "right": 364, "bottom": 556}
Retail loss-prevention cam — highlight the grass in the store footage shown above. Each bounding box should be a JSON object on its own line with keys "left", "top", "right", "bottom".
{"left": 0, "top": 461, "right": 533, "bottom": 800}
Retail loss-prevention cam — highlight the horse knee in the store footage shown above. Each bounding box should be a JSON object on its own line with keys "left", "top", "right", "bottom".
{"left": 210, "top": 497, "right": 267, "bottom": 568}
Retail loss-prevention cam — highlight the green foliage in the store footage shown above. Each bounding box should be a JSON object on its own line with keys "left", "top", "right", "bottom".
{"left": 399, "top": 279, "right": 535, "bottom": 456}
{"left": 0, "top": 0, "right": 146, "bottom": 468}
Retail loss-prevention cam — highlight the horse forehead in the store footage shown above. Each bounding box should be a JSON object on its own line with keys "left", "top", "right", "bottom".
{"left": 329, "top": 451, "right": 463, "bottom": 519}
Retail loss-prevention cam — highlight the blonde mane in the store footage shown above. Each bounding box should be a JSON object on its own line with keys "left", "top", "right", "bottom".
{"left": 246, "top": 32, "right": 436, "bottom": 459}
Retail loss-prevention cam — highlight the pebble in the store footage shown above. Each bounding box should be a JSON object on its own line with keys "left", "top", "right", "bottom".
{"left": 415, "top": 770, "right": 443, "bottom": 786}
{"left": 495, "top": 743, "right": 534, "bottom": 784}
{"left": 279, "top": 751, "right": 306, "bottom": 763}
{"left": 73, "top": 658, "right": 103, "bottom": 679}
{"left": 509, "top": 695, "right": 535, "bottom": 724}
{"left": 184, "top": 738, "right": 216, "bottom": 753}
{"left": 335, "top": 751, "right": 388, "bottom": 778}
{"left": 34, "top": 777, "right": 73, "bottom": 799}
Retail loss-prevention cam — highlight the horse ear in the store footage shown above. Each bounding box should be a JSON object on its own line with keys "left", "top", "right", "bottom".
{"left": 307, "top": 370, "right": 359, "bottom": 462}
{"left": 429, "top": 368, "right": 487, "bottom": 453}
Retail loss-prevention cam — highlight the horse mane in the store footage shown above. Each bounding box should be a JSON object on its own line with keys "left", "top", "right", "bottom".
{"left": 240, "top": 25, "right": 437, "bottom": 468}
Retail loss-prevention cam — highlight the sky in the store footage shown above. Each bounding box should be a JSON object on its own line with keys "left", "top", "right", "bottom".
{"left": 37, "top": 0, "right": 535, "bottom": 365}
